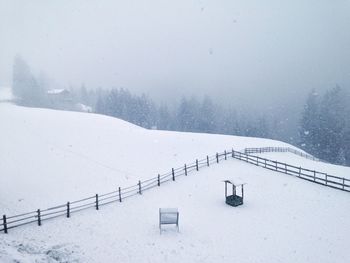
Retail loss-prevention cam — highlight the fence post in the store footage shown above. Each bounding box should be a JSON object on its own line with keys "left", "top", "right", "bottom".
{"left": 216, "top": 153, "right": 219, "bottom": 163}
{"left": 158, "top": 174, "right": 160, "bottom": 186}
{"left": 256, "top": 156, "right": 259, "bottom": 166}
{"left": 207, "top": 156, "right": 209, "bottom": 166}
{"left": 196, "top": 159, "right": 199, "bottom": 171}
{"left": 313, "top": 171, "right": 316, "bottom": 182}
{"left": 37, "top": 209, "right": 41, "bottom": 226}
{"left": 264, "top": 159, "right": 267, "bottom": 168}
{"left": 343, "top": 178, "right": 345, "bottom": 190}
{"left": 95, "top": 194, "right": 99, "bottom": 210}
{"left": 298, "top": 167, "right": 301, "bottom": 177}
{"left": 285, "top": 163, "right": 287, "bottom": 174}
{"left": 275, "top": 161, "right": 277, "bottom": 171}
{"left": 224, "top": 150, "right": 227, "bottom": 160}
{"left": 119, "top": 187, "right": 122, "bottom": 202}
{"left": 67, "top": 202, "right": 70, "bottom": 218}
{"left": 172, "top": 168, "right": 175, "bottom": 181}
{"left": 3, "top": 215, "right": 7, "bottom": 234}
{"left": 232, "top": 148, "right": 234, "bottom": 158}
{"left": 325, "top": 174, "right": 328, "bottom": 186}
{"left": 138, "top": 181, "right": 142, "bottom": 194}
{"left": 184, "top": 164, "right": 187, "bottom": 176}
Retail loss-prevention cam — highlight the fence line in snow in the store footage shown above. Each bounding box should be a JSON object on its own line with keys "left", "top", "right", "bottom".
{"left": 232, "top": 149, "right": 349, "bottom": 192}
{"left": 244, "top": 147, "right": 319, "bottom": 161}
{"left": 1, "top": 148, "right": 349, "bottom": 234}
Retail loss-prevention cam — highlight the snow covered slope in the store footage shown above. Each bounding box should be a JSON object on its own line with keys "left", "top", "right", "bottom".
{"left": 0, "top": 102, "right": 294, "bottom": 214}
{"left": 0, "top": 100, "right": 349, "bottom": 263}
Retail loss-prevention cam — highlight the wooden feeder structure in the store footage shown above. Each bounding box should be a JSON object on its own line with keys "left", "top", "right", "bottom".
{"left": 159, "top": 208, "right": 179, "bottom": 234}
{"left": 223, "top": 180, "right": 245, "bottom": 207}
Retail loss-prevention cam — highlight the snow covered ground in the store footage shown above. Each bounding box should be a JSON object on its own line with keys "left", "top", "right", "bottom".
{"left": 0, "top": 93, "right": 349, "bottom": 262}
{"left": 254, "top": 152, "right": 350, "bottom": 180}
{"left": 0, "top": 101, "right": 293, "bottom": 214}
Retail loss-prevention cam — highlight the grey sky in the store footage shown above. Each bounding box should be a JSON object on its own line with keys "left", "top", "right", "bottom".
{"left": 1, "top": 0, "right": 349, "bottom": 109}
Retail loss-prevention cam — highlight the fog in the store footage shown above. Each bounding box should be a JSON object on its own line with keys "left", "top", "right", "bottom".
{"left": 1, "top": 0, "right": 350, "bottom": 150}
{"left": 1, "top": 1, "right": 349, "bottom": 107}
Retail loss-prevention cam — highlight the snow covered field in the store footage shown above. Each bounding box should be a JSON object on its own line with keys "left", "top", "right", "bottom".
{"left": 0, "top": 98, "right": 349, "bottom": 262}
{"left": 0, "top": 102, "right": 292, "bottom": 214}
{"left": 254, "top": 152, "right": 350, "bottom": 180}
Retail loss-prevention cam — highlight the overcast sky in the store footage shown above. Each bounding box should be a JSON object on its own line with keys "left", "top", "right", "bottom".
{"left": 1, "top": 0, "right": 349, "bottom": 109}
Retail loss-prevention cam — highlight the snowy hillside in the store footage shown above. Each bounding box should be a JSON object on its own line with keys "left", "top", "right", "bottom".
{"left": 0, "top": 102, "right": 294, "bottom": 214}
{"left": 0, "top": 99, "right": 349, "bottom": 262}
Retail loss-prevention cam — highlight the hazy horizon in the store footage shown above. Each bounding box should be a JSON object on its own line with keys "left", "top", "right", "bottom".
{"left": 1, "top": 0, "right": 349, "bottom": 111}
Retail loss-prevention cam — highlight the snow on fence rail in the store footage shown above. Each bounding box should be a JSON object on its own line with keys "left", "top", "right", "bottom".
{"left": 1, "top": 148, "right": 348, "bottom": 234}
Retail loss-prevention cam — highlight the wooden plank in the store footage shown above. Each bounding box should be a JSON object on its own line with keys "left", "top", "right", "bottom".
{"left": 119, "top": 187, "right": 122, "bottom": 201}
{"left": 37, "top": 209, "right": 41, "bottom": 226}
{"left": 95, "top": 194, "right": 99, "bottom": 210}
{"left": 66, "top": 202, "right": 70, "bottom": 218}
{"left": 3, "top": 215, "right": 7, "bottom": 234}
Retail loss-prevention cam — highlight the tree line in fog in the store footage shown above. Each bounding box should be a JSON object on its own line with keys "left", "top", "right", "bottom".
{"left": 299, "top": 87, "right": 350, "bottom": 165}
{"left": 12, "top": 56, "right": 350, "bottom": 166}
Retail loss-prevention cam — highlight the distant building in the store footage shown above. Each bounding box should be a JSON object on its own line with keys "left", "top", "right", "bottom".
{"left": 47, "top": 89, "right": 73, "bottom": 110}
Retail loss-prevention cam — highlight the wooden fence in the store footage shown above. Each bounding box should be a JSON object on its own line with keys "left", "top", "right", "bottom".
{"left": 244, "top": 147, "right": 319, "bottom": 161}
{"left": 1, "top": 148, "right": 348, "bottom": 234}
{"left": 232, "top": 150, "right": 349, "bottom": 192}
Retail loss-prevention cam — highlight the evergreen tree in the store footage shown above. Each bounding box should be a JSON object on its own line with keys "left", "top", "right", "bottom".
{"left": 95, "top": 88, "right": 108, "bottom": 114}
{"left": 220, "top": 108, "right": 240, "bottom": 135}
{"left": 136, "top": 94, "right": 154, "bottom": 128}
{"left": 318, "top": 86, "right": 346, "bottom": 163}
{"left": 299, "top": 90, "right": 320, "bottom": 155}
{"left": 79, "top": 84, "right": 89, "bottom": 105}
{"left": 340, "top": 90, "right": 350, "bottom": 165}
{"left": 198, "top": 96, "right": 216, "bottom": 133}
{"left": 342, "top": 125, "right": 350, "bottom": 166}
{"left": 176, "top": 97, "right": 195, "bottom": 132}
{"left": 157, "top": 104, "right": 172, "bottom": 130}
{"left": 12, "top": 55, "right": 46, "bottom": 106}
{"left": 256, "top": 116, "right": 270, "bottom": 138}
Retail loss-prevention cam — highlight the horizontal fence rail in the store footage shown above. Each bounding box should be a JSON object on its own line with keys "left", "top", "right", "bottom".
{"left": 1, "top": 147, "right": 348, "bottom": 234}
{"left": 232, "top": 150, "right": 349, "bottom": 191}
{"left": 244, "top": 147, "right": 319, "bottom": 161}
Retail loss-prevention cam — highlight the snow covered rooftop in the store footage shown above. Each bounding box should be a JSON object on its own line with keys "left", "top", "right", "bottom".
{"left": 47, "top": 89, "right": 69, "bottom": 95}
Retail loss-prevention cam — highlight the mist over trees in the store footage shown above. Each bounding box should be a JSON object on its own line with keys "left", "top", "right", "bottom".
{"left": 299, "top": 86, "right": 350, "bottom": 165}
{"left": 12, "top": 56, "right": 92, "bottom": 111}
{"left": 12, "top": 56, "right": 46, "bottom": 107}
{"left": 93, "top": 87, "right": 271, "bottom": 138}
{"left": 94, "top": 86, "right": 350, "bottom": 166}
{"left": 12, "top": 56, "right": 349, "bottom": 166}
